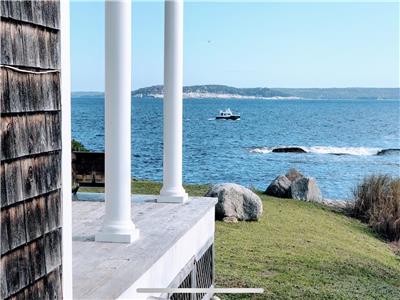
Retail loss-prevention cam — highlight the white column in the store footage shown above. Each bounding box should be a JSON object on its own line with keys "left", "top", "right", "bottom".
{"left": 158, "top": 0, "right": 188, "bottom": 203}
{"left": 96, "top": 0, "right": 139, "bottom": 243}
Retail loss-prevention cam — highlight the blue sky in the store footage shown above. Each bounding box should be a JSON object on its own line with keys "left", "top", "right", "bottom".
{"left": 71, "top": 1, "right": 399, "bottom": 91}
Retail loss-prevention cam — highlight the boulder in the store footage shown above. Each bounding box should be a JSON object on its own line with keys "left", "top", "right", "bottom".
{"left": 290, "top": 177, "right": 323, "bottom": 202}
{"left": 205, "top": 183, "right": 263, "bottom": 221}
{"left": 264, "top": 175, "right": 291, "bottom": 198}
{"left": 272, "top": 147, "right": 307, "bottom": 153}
{"left": 223, "top": 216, "right": 239, "bottom": 223}
{"left": 285, "top": 168, "right": 304, "bottom": 182}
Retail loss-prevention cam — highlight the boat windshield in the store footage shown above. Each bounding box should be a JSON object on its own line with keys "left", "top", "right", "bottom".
{"left": 218, "top": 108, "right": 234, "bottom": 117}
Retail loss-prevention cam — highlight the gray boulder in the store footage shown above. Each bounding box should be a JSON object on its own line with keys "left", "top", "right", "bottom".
{"left": 291, "top": 177, "right": 323, "bottom": 202}
{"left": 265, "top": 169, "right": 305, "bottom": 198}
{"left": 285, "top": 168, "right": 304, "bottom": 182}
{"left": 264, "top": 175, "right": 291, "bottom": 198}
{"left": 222, "top": 216, "right": 239, "bottom": 223}
{"left": 205, "top": 183, "right": 263, "bottom": 221}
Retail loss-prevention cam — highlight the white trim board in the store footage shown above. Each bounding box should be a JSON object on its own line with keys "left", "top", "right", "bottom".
{"left": 119, "top": 207, "right": 215, "bottom": 299}
{"left": 60, "top": 0, "right": 73, "bottom": 298}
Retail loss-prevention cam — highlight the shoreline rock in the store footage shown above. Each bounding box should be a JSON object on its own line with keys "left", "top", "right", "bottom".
{"left": 265, "top": 175, "right": 292, "bottom": 198}
{"left": 205, "top": 183, "right": 263, "bottom": 221}
{"left": 285, "top": 169, "right": 304, "bottom": 182}
{"left": 291, "top": 177, "right": 323, "bottom": 202}
{"left": 322, "top": 199, "right": 353, "bottom": 210}
{"left": 264, "top": 169, "right": 323, "bottom": 203}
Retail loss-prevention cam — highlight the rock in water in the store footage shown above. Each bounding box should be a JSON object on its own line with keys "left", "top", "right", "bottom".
{"left": 272, "top": 147, "right": 307, "bottom": 153}
{"left": 285, "top": 168, "right": 304, "bottom": 182}
{"left": 264, "top": 175, "right": 292, "bottom": 198}
{"left": 205, "top": 183, "right": 263, "bottom": 221}
{"left": 291, "top": 177, "right": 323, "bottom": 202}
{"left": 376, "top": 148, "right": 400, "bottom": 156}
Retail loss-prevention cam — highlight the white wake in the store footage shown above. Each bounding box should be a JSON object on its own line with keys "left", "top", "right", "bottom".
{"left": 248, "top": 146, "right": 381, "bottom": 156}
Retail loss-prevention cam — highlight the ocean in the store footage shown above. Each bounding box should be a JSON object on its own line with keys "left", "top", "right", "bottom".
{"left": 72, "top": 97, "right": 400, "bottom": 200}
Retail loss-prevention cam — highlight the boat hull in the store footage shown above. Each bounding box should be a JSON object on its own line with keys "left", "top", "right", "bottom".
{"left": 216, "top": 115, "right": 240, "bottom": 120}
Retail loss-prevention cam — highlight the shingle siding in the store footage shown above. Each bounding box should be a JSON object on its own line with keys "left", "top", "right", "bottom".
{"left": 0, "top": 1, "right": 62, "bottom": 298}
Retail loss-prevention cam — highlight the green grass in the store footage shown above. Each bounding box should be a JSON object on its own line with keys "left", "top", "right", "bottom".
{"left": 79, "top": 179, "right": 210, "bottom": 196}
{"left": 80, "top": 181, "right": 400, "bottom": 299}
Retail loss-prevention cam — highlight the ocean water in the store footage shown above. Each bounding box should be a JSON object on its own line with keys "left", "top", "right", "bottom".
{"left": 72, "top": 97, "right": 400, "bottom": 200}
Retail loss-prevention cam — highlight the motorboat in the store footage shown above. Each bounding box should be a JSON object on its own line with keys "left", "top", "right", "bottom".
{"left": 216, "top": 108, "right": 240, "bottom": 120}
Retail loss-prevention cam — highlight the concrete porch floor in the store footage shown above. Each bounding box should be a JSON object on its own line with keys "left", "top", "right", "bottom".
{"left": 72, "top": 194, "right": 217, "bottom": 299}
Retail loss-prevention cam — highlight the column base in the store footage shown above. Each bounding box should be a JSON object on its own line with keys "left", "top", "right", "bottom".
{"left": 95, "top": 222, "right": 139, "bottom": 243}
{"left": 158, "top": 192, "right": 188, "bottom": 203}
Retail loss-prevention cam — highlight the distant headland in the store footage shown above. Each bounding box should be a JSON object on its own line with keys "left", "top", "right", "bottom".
{"left": 132, "top": 85, "right": 298, "bottom": 99}
{"left": 72, "top": 85, "right": 400, "bottom": 100}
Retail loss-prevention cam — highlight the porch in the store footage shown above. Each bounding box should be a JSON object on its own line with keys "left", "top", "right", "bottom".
{"left": 72, "top": 194, "right": 217, "bottom": 299}
{"left": 0, "top": 0, "right": 218, "bottom": 298}
{"left": 72, "top": 0, "right": 217, "bottom": 298}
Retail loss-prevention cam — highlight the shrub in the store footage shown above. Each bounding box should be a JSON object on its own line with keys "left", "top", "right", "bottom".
{"left": 353, "top": 175, "right": 400, "bottom": 241}
{"left": 71, "top": 139, "right": 88, "bottom": 152}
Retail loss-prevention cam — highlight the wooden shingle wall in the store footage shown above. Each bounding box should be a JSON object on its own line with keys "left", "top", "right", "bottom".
{"left": 0, "top": 1, "right": 62, "bottom": 299}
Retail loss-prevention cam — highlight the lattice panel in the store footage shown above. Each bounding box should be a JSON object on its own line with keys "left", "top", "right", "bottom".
{"left": 170, "top": 272, "right": 192, "bottom": 300}
{"left": 169, "top": 244, "right": 214, "bottom": 300}
{"left": 195, "top": 245, "right": 214, "bottom": 300}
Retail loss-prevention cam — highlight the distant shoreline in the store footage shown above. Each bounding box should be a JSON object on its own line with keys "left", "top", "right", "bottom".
{"left": 72, "top": 93, "right": 400, "bottom": 101}
{"left": 73, "top": 85, "right": 400, "bottom": 100}
{"left": 133, "top": 93, "right": 302, "bottom": 100}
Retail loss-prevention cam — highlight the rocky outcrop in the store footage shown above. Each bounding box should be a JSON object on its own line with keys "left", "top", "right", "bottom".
{"left": 205, "top": 183, "right": 263, "bottom": 221}
{"left": 291, "top": 177, "right": 323, "bottom": 202}
{"left": 272, "top": 147, "right": 307, "bottom": 153}
{"left": 264, "top": 169, "right": 323, "bottom": 203}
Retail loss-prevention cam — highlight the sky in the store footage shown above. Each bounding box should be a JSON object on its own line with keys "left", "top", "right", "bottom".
{"left": 71, "top": 1, "right": 399, "bottom": 91}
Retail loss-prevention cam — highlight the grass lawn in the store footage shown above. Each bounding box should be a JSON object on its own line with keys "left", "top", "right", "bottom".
{"left": 80, "top": 180, "right": 400, "bottom": 299}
